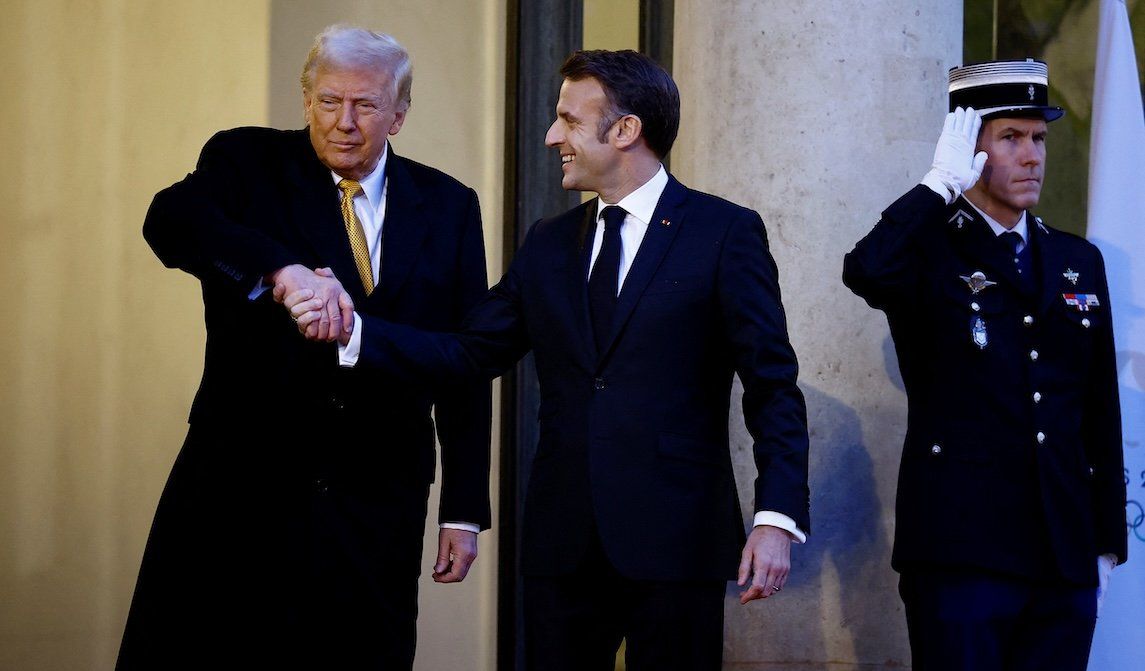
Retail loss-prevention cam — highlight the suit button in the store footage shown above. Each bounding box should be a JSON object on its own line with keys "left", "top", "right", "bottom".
{"left": 316, "top": 479, "right": 329, "bottom": 493}
{"left": 594, "top": 377, "right": 606, "bottom": 391}
{"left": 1036, "top": 432, "right": 1046, "bottom": 444}
{"left": 1033, "top": 391, "right": 1042, "bottom": 403}
{"left": 931, "top": 444, "right": 942, "bottom": 455}
{"left": 330, "top": 395, "right": 345, "bottom": 410}
{"left": 1082, "top": 318, "right": 1091, "bottom": 328}
{"left": 1023, "top": 315, "right": 1034, "bottom": 326}
{"left": 1029, "top": 349, "right": 1039, "bottom": 361}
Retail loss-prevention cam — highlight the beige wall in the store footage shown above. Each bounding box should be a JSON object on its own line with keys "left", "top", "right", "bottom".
{"left": 0, "top": 2, "right": 504, "bottom": 670}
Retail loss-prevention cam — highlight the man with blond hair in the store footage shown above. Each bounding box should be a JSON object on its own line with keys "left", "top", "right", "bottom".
{"left": 118, "top": 25, "right": 490, "bottom": 669}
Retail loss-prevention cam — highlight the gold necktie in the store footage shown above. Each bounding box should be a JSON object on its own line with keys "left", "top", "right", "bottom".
{"left": 337, "top": 179, "right": 375, "bottom": 295}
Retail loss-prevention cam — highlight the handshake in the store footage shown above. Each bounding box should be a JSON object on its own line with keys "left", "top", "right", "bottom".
{"left": 269, "top": 264, "right": 356, "bottom": 345}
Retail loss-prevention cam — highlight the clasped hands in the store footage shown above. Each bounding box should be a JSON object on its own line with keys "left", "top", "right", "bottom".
{"left": 270, "top": 264, "right": 355, "bottom": 344}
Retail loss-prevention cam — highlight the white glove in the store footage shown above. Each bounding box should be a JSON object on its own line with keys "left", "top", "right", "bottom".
{"left": 921, "top": 107, "right": 988, "bottom": 204}
{"left": 1097, "top": 554, "right": 1115, "bottom": 616}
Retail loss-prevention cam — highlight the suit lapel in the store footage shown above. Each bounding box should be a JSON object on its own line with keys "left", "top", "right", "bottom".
{"left": 595, "top": 177, "right": 688, "bottom": 364}
{"left": 286, "top": 133, "right": 365, "bottom": 299}
{"left": 568, "top": 203, "right": 597, "bottom": 361}
{"left": 377, "top": 151, "right": 429, "bottom": 307}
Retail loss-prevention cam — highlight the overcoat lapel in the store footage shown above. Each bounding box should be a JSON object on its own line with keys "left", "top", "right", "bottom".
{"left": 595, "top": 177, "right": 688, "bottom": 365}
{"left": 376, "top": 152, "right": 428, "bottom": 308}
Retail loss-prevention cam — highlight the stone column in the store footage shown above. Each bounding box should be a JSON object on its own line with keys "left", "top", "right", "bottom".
{"left": 672, "top": 2, "right": 961, "bottom": 669}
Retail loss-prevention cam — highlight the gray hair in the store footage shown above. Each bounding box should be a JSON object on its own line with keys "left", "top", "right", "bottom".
{"left": 300, "top": 25, "right": 412, "bottom": 109}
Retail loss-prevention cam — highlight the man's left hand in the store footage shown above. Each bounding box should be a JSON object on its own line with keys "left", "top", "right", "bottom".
{"left": 432, "top": 528, "right": 478, "bottom": 584}
{"left": 737, "top": 525, "right": 792, "bottom": 604}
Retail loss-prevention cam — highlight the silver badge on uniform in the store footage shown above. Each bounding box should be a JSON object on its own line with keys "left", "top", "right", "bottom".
{"left": 1063, "top": 268, "right": 1079, "bottom": 285}
{"left": 971, "top": 316, "right": 988, "bottom": 349}
{"left": 949, "top": 209, "right": 975, "bottom": 229}
{"left": 960, "top": 271, "right": 997, "bottom": 295}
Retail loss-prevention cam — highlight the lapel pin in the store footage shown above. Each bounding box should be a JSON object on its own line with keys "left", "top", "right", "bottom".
{"left": 960, "top": 271, "right": 997, "bottom": 295}
{"left": 1062, "top": 268, "right": 1079, "bottom": 285}
{"left": 661, "top": 219, "right": 671, "bottom": 227}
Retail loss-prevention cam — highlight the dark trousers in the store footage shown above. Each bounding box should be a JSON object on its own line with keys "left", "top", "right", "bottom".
{"left": 523, "top": 528, "right": 725, "bottom": 671}
{"left": 899, "top": 568, "right": 1097, "bottom": 671}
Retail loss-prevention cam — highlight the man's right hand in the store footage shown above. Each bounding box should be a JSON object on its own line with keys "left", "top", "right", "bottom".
{"left": 270, "top": 264, "right": 354, "bottom": 342}
{"left": 922, "top": 106, "right": 988, "bottom": 203}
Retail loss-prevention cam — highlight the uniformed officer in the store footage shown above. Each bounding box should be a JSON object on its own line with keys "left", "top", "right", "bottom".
{"left": 843, "top": 59, "right": 1127, "bottom": 671}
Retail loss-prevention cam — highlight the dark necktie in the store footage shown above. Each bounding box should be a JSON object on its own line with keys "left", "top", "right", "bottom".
{"left": 999, "top": 230, "right": 1033, "bottom": 290}
{"left": 588, "top": 206, "right": 627, "bottom": 353}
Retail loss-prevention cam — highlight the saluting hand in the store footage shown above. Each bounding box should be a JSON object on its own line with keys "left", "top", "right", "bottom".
{"left": 923, "top": 106, "right": 988, "bottom": 202}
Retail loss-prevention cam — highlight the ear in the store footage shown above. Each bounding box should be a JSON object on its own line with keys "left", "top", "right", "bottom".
{"left": 612, "top": 114, "right": 643, "bottom": 150}
{"left": 302, "top": 91, "right": 313, "bottom": 124}
{"left": 389, "top": 103, "right": 409, "bottom": 136}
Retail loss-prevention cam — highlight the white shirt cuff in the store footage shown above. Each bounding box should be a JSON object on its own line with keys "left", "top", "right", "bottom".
{"left": 338, "top": 311, "right": 363, "bottom": 367}
{"left": 440, "top": 522, "right": 481, "bottom": 534}
{"left": 753, "top": 511, "right": 807, "bottom": 544}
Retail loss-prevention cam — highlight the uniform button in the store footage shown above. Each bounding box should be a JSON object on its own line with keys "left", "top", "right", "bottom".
{"left": 593, "top": 377, "right": 606, "bottom": 391}
{"left": 330, "top": 395, "right": 344, "bottom": 410}
{"left": 970, "top": 302, "right": 981, "bottom": 312}
{"left": 1081, "top": 318, "right": 1091, "bottom": 328}
{"left": 931, "top": 444, "right": 942, "bottom": 455}
{"left": 1033, "top": 391, "right": 1042, "bottom": 403}
{"left": 1036, "top": 432, "right": 1046, "bottom": 444}
{"left": 1023, "top": 315, "right": 1034, "bottom": 326}
{"left": 1029, "top": 349, "right": 1039, "bottom": 361}
{"left": 1088, "top": 466, "right": 1096, "bottom": 477}
{"left": 316, "top": 479, "right": 329, "bottom": 493}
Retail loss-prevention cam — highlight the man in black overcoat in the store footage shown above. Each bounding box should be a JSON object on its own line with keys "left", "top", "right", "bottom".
{"left": 117, "top": 25, "right": 491, "bottom": 670}
{"left": 843, "top": 59, "right": 1127, "bottom": 671}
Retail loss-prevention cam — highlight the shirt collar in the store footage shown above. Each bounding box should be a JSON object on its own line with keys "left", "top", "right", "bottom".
{"left": 330, "top": 141, "right": 389, "bottom": 207}
{"left": 594, "top": 165, "right": 668, "bottom": 225}
{"left": 966, "top": 199, "right": 1028, "bottom": 244}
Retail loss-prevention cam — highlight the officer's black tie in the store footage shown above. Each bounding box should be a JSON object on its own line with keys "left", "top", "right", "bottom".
{"left": 589, "top": 205, "right": 627, "bottom": 353}
{"left": 999, "top": 230, "right": 1033, "bottom": 292}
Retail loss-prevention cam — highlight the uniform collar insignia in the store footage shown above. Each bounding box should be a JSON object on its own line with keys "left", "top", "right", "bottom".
{"left": 949, "top": 208, "right": 976, "bottom": 229}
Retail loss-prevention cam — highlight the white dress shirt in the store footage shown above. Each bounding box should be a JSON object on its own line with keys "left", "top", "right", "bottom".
{"left": 967, "top": 200, "right": 1029, "bottom": 251}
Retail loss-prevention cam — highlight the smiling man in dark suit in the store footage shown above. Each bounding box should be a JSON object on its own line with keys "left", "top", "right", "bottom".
{"left": 289, "top": 49, "right": 810, "bottom": 671}
{"left": 118, "top": 25, "right": 490, "bottom": 670}
{"left": 843, "top": 59, "right": 1126, "bottom": 671}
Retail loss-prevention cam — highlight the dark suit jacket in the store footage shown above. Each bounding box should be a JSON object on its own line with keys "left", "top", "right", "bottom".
{"left": 362, "top": 176, "right": 811, "bottom": 582}
{"left": 843, "top": 185, "right": 1127, "bottom": 585}
{"left": 120, "top": 127, "right": 490, "bottom": 667}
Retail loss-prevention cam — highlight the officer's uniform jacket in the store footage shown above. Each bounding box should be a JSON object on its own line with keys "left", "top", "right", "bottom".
{"left": 844, "top": 185, "right": 1127, "bottom": 585}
